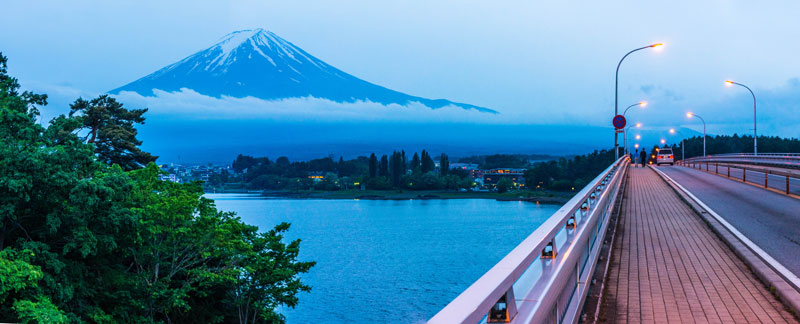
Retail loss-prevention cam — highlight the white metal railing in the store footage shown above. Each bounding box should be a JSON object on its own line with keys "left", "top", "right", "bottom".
{"left": 683, "top": 153, "right": 800, "bottom": 169}
{"left": 428, "top": 157, "right": 629, "bottom": 324}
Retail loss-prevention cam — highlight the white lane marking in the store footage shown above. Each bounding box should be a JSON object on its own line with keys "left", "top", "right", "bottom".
{"left": 653, "top": 166, "right": 800, "bottom": 291}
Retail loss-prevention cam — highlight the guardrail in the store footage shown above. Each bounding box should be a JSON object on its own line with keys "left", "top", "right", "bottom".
{"left": 681, "top": 153, "right": 800, "bottom": 169}
{"left": 428, "top": 157, "right": 629, "bottom": 324}
{"left": 677, "top": 159, "right": 800, "bottom": 196}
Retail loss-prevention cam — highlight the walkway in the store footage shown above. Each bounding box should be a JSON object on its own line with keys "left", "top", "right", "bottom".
{"left": 659, "top": 165, "right": 800, "bottom": 276}
{"left": 599, "top": 167, "right": 797, "bottom": 324}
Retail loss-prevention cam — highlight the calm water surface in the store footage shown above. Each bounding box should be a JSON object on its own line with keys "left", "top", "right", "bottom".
{"left": 206, "top": 194, "right": 560, "bottom": 324}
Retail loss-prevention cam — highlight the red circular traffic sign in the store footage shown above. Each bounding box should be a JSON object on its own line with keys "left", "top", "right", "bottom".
{"left": 612, "top": 115, "right": 626, "bottom": 129}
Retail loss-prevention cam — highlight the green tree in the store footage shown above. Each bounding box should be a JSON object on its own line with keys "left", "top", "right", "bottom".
{"left": 496, "top": 178, "right": 514, "bottom": 193}
{"left": 439, "top": 153, "right": 449, "bottom": 176}
{"left": 0, "top": 52, "right": 314, "bottom": 323}
{"left": 68, "top": 95, "right": 157, "bottom": 170}
{"left": 410, "top": 153, "right": 421, "bottom": 174}
{"left": 368, "top": 153, "right": 378, "bottom": 178}
{"left": 390, "top": 151, "right": 403, "bottom": 187}
{"left": 379, "top": 155, "right": 389, "bottom": 177}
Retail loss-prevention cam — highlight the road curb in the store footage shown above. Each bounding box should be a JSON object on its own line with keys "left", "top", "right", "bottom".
{"left": 650, "top": 165, "right": 800, "bottom": 317}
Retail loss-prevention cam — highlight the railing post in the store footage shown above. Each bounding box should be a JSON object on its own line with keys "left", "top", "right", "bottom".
{"left": 488, "top": 289, "right": 518, "bottom": 323}
{"left": 787, "top": 176, "right": 791, "bottom": 195}
{"left": 715, "top": 163, "right": 718, "bottom": 174}
{"left": 743, "top": 168, "right": 747, "bottom": 182}
{"left": 727, "top": 166, "right": 730, "bottom": 178}
{"left": 765, "top": 172, "right": 769, "bottom": 188}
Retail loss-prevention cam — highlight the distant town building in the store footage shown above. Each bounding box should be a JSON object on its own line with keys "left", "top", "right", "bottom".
{"left": 482, "top": 168, "right": 526, "bottom": 188}
{"left": 308, "top": 171, "right": 325, "bottom": 182}
{"left": 450, "top": 163, "right": 481, "bottom": 178}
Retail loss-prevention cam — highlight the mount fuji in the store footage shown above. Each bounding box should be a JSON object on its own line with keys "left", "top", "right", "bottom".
{"left": 110, "top": 29, "right": 495, "bottom": 113}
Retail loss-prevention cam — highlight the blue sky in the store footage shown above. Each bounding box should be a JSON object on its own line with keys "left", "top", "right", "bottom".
{"left": 2, "top": 0, "right": 799, "bottom": 140}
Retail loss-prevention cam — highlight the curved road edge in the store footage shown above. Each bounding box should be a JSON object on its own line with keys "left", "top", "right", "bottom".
{"left": 650, "top": 165, "right": 800, "bottom": 316}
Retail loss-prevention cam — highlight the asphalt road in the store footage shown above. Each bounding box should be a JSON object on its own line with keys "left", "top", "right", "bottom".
{"left": 657, "top": 165, "right": 800, "bottom": 277}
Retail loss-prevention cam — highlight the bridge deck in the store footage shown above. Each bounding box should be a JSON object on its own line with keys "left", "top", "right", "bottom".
{"left": 600, "top": 167, "right": 797, "bottom": 324}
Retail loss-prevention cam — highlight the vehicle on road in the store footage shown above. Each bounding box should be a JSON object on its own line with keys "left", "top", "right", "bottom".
{"left": 656, "top": 148, "right": 674, "bottom": 165}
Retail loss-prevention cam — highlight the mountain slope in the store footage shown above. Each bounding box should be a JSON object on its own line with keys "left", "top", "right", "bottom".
{"left": 110, "top": 29, "right": 495, "bottom": 113}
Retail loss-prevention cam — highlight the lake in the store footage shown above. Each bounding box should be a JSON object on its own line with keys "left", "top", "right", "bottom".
{"left": 206, "top": 194, "right": 560, "bottom": 324}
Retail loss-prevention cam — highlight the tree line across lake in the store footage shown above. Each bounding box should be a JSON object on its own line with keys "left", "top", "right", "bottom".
{"left": 0, "top": 53, "right": 312, "bottom": 323}
{"left": 224, "top": 150, "right": 619, "bottom": 193}
{"left": 226, "top": 133, "right": 800, "bottom": 194}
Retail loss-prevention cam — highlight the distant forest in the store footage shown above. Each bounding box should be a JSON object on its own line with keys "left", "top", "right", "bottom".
{"left": 222, "top": 134, "right": 800, "bottom": 193}
{"left": 673, "top": 134, "right": 800, "bottom": 158}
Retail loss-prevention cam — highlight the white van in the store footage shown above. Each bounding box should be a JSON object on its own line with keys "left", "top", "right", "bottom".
{"left": 656, "top": 148, "right": 674, "bottom": 165}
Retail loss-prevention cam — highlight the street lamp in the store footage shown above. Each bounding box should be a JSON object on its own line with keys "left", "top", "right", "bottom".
{"left": 623, "top": 101, "right": 647, "bottom": 116}
{"left": 614, "top": 43, "right": 664, "bottom": 159}
{"left": 660, "top": 139, "right": 666, "bottom": 145}
{"left": 687, "top": 112, "right": 706, "bottom": 157}
{"left": 624, "top": 122, "right": 642, "bottom": 155}
{"left": 622, "top": 102, "right": 646, "bottom": 156}
{"left": 725, "top": 80, "right": 757, "bottom": 155}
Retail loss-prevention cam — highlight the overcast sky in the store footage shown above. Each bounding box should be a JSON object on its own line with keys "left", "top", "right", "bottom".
{"left": 2, "top": 0, "right": 799, "bottom": 137}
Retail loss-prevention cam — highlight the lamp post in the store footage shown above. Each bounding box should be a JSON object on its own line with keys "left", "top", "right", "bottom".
{"left": 725, "top": 80, "right": 757, "bottom": 155}
{"left": 686, "top": 112, "right": 706, "bottom": 156}
{"left": 614, "top": 43, "right": 663, "bottom": 159}
{"left": 622, "top": 101, "right": 645, "bottom": 155}
{"left": 625, "top": 122, "right": 642, "bottom": 156}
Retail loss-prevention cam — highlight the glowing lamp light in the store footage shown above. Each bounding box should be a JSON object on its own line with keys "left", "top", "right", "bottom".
{"left": 660, "top": 139, "right": 666, "bottom": 144}
{"left": 669, "top": 128, "right": 675, "bottom": 134}
{"left": 636, "top": 122, "right": 642, "bottom": 128}
{"left": 651, "top": 43, "right": 664, "bottom": 48}
{"left": 639, "top": 101, "right": 648, "bottom": 107}
{"left": 634, "top": 143, "right": 640, "bottom": 149}
{"left": 725, "top": 80, "right": 734, "bottom": 86}
{"left": 635, "top": 134, "right": 641, "bottom": 140}
{"left": 687, "top": 112, "right": 694, "bottom": 118}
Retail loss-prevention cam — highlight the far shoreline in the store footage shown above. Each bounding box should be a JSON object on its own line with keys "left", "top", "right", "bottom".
{"left": 204, "top": 189, "right": 572, "bottom": 205}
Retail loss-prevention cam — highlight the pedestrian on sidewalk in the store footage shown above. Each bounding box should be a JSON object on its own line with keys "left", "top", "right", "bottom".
{"left": 640, "top": 148, "right": 648, "bottom": 167}
{"left": 634, "top": 148, "right": 639, "bottom": 167}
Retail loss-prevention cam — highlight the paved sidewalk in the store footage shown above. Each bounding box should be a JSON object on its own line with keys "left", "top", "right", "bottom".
{"left": 599, "top": 167, "right": 797, "bottom": 324}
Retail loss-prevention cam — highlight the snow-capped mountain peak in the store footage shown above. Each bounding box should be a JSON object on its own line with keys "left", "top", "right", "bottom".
{"left": 110, "top": 29, "right": 495, "bottom": 113}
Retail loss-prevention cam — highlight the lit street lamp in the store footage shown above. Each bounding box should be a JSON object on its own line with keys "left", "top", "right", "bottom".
{"left": 725, "top": 80, "right": 757, "bottom": 155}
{"left": 622, "top": 102, "right": 646, "bottom": 157}
{"left": 624, "top": 122, "right": 642, "bottom": 155}
{"left": 687, "top": 112, "right": 706, "bottom": 156}
{"left": 614, "top": 43, "right": 663, "bottom": 159}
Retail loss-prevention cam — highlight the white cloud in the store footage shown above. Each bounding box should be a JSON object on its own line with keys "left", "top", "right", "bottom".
{"left": 113, "top": 88, "right": 576, "bottom": 124}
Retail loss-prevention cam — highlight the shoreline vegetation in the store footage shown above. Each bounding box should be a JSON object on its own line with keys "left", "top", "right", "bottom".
{"left": 205, "top": 189, "right": 574, "bottom": 204}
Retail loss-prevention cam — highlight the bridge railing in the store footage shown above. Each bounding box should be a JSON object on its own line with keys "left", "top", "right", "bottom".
{"left": 428, "top": 157, "right": 629, "bottom": 324}
{"left": 681, "top": 153, "right": 800, "bottom": 169}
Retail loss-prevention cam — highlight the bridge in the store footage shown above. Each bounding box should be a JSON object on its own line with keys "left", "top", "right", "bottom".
{"left": 428, "top": 154, "right": 800, "bottom": 324}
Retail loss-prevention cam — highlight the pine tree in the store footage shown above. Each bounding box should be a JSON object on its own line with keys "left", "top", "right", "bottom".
{"left": 421, "top": 150, "right": 435, "bottom": 173}
{"left": 369, "top": 153, "right": 378, "bottom": 178}
{"left": 379, "top": 155, "right": 389, "bottom": 177}
{"left": 411, "top": 153, "right": 421, "bottom": 174}
{"left": 440, "top": 153, "right": 450, "bottom": 176}
{"left": 391, "top": 151, "right": 403, "bottom": 187}
{"left": 401, "top": 150, "right": 407, "bottom": 172}
{"left": 68, "top": 95, "right": 156, "bottom": 170}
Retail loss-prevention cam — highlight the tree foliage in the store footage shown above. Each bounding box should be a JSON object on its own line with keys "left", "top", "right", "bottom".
{"left": 69, "top": 95, "right": 157, "bottom": 170}
{"left": 0, "top": 52, "right": 313, "bottom": 323}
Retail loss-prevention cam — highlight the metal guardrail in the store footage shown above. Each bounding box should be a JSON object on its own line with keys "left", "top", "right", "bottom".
{"left": 712, "top": 153, "right": 800, "bottom": 157}
{"left": 682, "top": 153, "right": 800, "bottom": 169}
{"left": 677, "top": 159, "right": 800, "bottom": 196}
{"left": 428, "top": 157, "right": 629, "bottom": 324}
